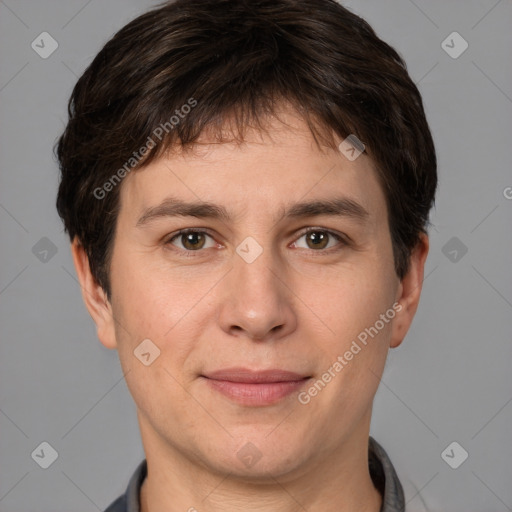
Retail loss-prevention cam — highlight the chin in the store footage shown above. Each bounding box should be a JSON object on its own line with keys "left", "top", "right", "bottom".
{"left": 199, "top": 437, "right": 310, "bottom": 482}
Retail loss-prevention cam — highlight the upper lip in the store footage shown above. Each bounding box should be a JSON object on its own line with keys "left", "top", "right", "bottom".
{"left": 203, "top": 368, "right": 310, "bottom": 383}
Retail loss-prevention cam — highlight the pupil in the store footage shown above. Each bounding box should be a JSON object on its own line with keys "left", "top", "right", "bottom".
{"left": 309, "top": 232, "right": 327, "bottom": 248}
{"left": 185, "top": 233, "right": 203, "bottom": 249}
{"left": 311, "top": 233, "right": 322, "bottom": 244}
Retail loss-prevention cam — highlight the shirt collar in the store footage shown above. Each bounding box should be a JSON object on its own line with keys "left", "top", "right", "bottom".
{"left": 369, "top": 436, "right": 406, "bottom": 512}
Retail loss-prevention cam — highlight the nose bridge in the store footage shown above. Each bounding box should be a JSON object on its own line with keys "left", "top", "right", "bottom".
{"left": 216, "top": 234, "right": 295, "bottom": 340}
{"left": 233, "top": 234, "right": 282, "bottom": 306}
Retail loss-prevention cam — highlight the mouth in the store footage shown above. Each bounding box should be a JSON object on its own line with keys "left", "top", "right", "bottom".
{"left": 201, "top": 368, "right": 311, "bottom": 406}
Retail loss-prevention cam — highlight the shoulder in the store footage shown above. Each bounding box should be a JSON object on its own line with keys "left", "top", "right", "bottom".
{"left": 103, "top": 459, "right": 147, "bottom": 512}
{"left": 103, "top": 494, "right": 127, "bottom": 512}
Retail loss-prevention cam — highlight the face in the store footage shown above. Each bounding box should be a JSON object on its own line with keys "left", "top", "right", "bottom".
{"left": 74, "top": 107, "right": 427, "bottom": 481}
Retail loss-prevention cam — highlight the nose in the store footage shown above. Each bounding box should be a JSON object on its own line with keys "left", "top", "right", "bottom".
{"left": 216, "top": 241, "right": 297, "bottom": 342}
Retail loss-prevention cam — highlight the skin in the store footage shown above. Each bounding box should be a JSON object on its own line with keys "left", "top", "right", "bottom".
{"left": 72, "top": 106, "right": 429, "bottom": 512}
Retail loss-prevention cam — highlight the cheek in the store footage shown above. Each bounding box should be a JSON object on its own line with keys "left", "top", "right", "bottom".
{"left": 304, "top": 275, "right": 396, "bottom": 417}
{"left": 109, "top": 251, "right": 214, "bottom": 379}
{"left": 123, "top": 358, "right": 194, "bottom": 441}
{"left": 110, "top": 249, "right": 188, "bottom": 338}
{"left": 314, "top": 260, "right": 396, "bottom": 348}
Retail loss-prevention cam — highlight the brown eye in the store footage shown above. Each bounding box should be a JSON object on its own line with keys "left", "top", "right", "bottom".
{"left": 305, "top": 231, "right": 330, "bottom": 250}
{"left": 181, "top": 232, "right": 206, "bottom": 250}
{"left": 167, "top": 230, "right": 215, "bottom": 251}
{"left": 293, "top": 229, "right": 346, "bottom": 252}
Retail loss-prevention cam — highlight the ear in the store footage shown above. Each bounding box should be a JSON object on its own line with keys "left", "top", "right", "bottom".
{"left": 389, "top": 232, "right": 430, "bottom": 349}
{"left": 70, "top": 237, "right": 118, "bottom": 349}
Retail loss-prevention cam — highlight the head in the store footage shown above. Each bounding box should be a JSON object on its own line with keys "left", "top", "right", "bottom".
{"left": 56, "top": 0, "right": 436, "bottom": 480}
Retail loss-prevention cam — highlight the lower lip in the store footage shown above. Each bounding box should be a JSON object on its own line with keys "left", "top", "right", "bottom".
{"left": 203, "top": 377, "right": 310, "bottom": 406}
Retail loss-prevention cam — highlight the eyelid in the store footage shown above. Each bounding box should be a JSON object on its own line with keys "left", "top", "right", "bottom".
{"left": 295, "top": 226, "right": 350, "bottom": 244}
{"left": 164, "top": 227, "right": 350, "bottom": 253}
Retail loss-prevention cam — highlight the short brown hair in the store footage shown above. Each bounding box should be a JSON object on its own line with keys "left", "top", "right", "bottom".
{"left": 56, "top": 0, "right": 437, "bottom": 300}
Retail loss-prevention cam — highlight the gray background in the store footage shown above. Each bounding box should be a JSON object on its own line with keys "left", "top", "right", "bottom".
{"left": 1, "top": 1, "right": 511, "bottom": 511}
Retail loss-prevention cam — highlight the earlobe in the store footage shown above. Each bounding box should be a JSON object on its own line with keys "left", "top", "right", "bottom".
{"left": 389, "top": 233, "right": 430, "bottom": 349}
{"left": 70, "top": 238, "right": 118, "bottom": 350}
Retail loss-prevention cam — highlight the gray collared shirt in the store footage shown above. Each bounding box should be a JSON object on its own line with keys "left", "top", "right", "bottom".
{"left": 104, "top": 436, "right": 405, "bottom": 512}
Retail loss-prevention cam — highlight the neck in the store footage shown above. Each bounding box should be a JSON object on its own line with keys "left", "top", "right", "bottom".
{"left": 138, "top": 414, "right": 382, "bottom": 512}
{"left": 141, "top": 473, "right": 381, "bottom": 512}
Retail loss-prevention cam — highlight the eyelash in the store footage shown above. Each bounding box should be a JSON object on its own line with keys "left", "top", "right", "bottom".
{"left": 164, "top": 227, "right": 349, "bottom": 256}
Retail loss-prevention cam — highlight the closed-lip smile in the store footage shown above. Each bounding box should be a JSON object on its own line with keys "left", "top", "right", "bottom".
{"left": 202, "top": 367, "right": 311, "bottom": 406}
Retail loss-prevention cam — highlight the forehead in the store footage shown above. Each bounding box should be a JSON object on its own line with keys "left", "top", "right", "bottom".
{"left": 118, "top": 110, "right": 388, "bottom": 230}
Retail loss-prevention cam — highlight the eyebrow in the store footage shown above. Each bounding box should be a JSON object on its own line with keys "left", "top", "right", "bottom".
{"left": 136, "top": 196, "right": 370, "bottom": 227}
